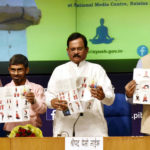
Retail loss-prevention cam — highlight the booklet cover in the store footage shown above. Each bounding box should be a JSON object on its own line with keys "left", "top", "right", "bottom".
{"left": 0, "top": 85, "right": 30, "bottom": 123}
{"left": 57, "top": 77, "right": 97, "bottom": 114}
{"left": 133, "top": 68, "right": 150, "bottom": 104}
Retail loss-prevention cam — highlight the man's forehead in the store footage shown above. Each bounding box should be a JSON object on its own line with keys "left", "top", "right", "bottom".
{"left": 9, "top": 64, "right": 25, "bottom": 69}
{"left": 68, "top": 38, "right": 84, "bottom": 47}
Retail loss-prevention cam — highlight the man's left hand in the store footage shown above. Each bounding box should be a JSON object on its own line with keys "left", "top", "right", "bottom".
{"left": 25, "top": 91, "right": 35, "bottom": 104}
{"left": 90, "top": 86, "right": 105, "bottom": 101}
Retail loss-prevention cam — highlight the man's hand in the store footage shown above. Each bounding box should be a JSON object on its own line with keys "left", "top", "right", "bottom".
{"left": 125, "top": 80, "right": 136, "bottom": 98}
{"left": 90, "top": 86, "right": 105, "bottom": 100}
{"left": 51, "top": 98, "right": 68, "bottom": 111}
{"left": 25, "top": 91, "right": 35, "bottom": 105}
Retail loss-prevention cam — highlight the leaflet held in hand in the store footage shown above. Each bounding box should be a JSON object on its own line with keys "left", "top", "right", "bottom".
{"left": 57, "top": 77, "right": 97, "bottom": 114}
{"left": 0, "top": 85, "right": 30, "bottom": 123}
{"left": 133, "top": 68, "right": 150, "bottom": 104}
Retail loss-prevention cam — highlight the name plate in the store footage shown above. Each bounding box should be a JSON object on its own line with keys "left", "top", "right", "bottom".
{"left": 65, "top": 137, "right": 103, "bottom": 150}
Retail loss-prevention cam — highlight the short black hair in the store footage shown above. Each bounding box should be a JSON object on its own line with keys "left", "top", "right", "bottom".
{"left": 9, "top": 54, "right": 28, "bottom": 68}
{"left": 67, "top": 32, "right": 88, "bottom": 48}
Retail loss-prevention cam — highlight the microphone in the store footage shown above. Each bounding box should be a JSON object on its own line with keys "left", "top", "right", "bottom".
{"left": 80, "top": 113, "right": 83, "bottom": 116}
{"left": 72, "top": 113, "right": 83, "bottom": 137}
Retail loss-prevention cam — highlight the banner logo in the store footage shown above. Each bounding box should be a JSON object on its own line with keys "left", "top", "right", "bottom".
{"left": 137, "top": 45, "right": 148, "bottom": 57}
{"left": 90, "top": 18, "right": 114, "bottom": 44}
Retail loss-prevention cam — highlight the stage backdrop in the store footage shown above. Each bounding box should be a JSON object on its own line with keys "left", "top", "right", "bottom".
{"left": 0, "top": 0, "right": 150, "bottom": 74}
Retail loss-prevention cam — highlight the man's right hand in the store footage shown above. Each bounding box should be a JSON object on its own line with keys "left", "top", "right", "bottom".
{"left": 51, "top": 98, "right": 68, "bottom": 111}
{"left": 125, "top": 80, "right": 136, "bottom": 98}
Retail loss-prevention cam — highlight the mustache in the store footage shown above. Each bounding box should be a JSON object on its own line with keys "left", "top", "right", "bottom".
{"left": 14, "top": 75, "right": 20, "bottom": 77}
{"left": 73, "top": 54, "right": 81, "bottom": 58}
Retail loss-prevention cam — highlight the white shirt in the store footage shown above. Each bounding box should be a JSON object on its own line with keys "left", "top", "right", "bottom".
{"left": 46, "top": 61, "right": 115, "bottom": 137}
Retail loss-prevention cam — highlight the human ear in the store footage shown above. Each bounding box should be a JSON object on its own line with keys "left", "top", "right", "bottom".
{"left": 8, "top": 67, "right": 11, "bottom": 74}
{"left": 26, "top": 67, "right": 29, "bottom": 74}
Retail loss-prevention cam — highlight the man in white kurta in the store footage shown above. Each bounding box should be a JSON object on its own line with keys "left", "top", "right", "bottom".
{"left": 46, "top": 33, "right": 115, "bottom": 137}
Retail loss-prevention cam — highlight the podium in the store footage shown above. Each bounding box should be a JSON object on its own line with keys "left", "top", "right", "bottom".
{"left": 1, "top": 136, "right": 150, "bottom": 150}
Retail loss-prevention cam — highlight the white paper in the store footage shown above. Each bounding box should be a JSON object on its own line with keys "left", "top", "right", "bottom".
{"left": 65, "top": 137, "right": 103, "bottom": 150}
{"left": 57, "top": 77, "right": 97, "bottom": 114}
{"left": 0, "top": 85, "right": 30, "bottom": 123}
{"left": 133, "top": 68, "right": 150, "bottom": 104}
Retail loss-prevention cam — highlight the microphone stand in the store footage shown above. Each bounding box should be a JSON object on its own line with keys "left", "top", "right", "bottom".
{"left": 72, "top": 113, "right": 83, "bottom": 137}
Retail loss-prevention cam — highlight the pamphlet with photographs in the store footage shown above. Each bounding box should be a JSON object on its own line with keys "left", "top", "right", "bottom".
{"left": 57, "top": 77, "right": 97, "bottom": 115}
{"left": 0, "top": 85, "right": 30, "bottom": 123}
{"left": 133, "top": 68, "right": 150, "bottom": 104}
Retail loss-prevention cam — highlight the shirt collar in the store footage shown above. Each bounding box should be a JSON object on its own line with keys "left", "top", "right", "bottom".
{"left": 70, "top": 60, "right": 86, "bottom": 67}
{"left": 10, "top": 79, "right": 29, "bottom": 86}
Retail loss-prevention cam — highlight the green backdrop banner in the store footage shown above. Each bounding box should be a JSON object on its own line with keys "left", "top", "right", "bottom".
{"left": 28, "top": 0, "right": 150, "bottom": 61}
{"left": 27, "top": 0, "right": 76, "bottom": 61}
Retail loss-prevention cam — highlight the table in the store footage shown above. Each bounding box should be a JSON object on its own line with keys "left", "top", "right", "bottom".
{"left": 1, "top": 136, "right": 150, "bottom": 150}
